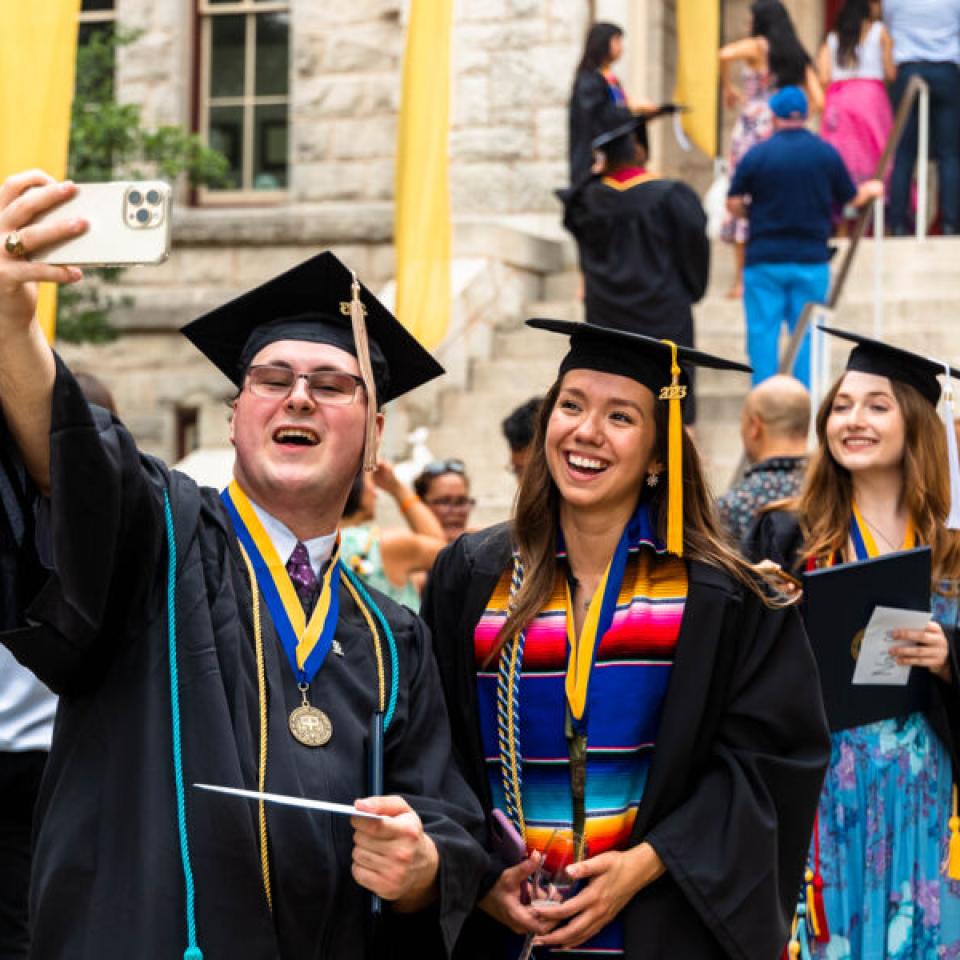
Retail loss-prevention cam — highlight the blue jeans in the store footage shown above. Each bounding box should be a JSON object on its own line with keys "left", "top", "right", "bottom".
{"left": 890, "top": 61, "right": 960, "bottom": 233}
{"left": 742, "top": 261, "right": 829, "bottom": 386}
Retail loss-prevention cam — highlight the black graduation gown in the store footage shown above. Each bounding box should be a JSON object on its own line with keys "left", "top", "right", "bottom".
{"left": 559, "top": 174, "right": 709, "bottom": 423}
{"left": 1, "top": 357, "right": 487, "bottom": 960}
{"left": 568, "top": 71, "right": 621, "bottom": 186}
{"left": 745, "top": 508, "right": 960, "bottom": 767}
{"left": 420, "top": 524, "right": 831, "bottom": 960}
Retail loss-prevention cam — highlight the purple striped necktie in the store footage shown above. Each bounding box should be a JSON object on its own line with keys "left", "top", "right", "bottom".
{"left": 286, "top": 541, "right": 318, "bottom": 614}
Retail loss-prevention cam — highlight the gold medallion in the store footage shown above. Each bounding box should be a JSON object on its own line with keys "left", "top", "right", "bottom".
{"left": 289, "top": 704, "right": 333, "bottom": 747}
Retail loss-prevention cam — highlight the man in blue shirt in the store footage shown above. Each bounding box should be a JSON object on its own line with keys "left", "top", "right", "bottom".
{"left": 727, "top": 86, "right": 883, "bottom": 385}
{"left": 884, "top": 0, "right": 960, "bottom": 234}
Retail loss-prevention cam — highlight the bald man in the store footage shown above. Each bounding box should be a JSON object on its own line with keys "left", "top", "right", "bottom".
{"left": 717, "top": 375, "right": 811, "bottom": 544}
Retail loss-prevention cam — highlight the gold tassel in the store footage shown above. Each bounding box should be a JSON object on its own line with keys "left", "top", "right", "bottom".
{"left": 659, "top": 340, "right": 685, "bottom": 556}
{"left": 349, "top": 270, "right": 379, "bottom": 472}
{"left": 804, "top": 869, "right": 820, "bottom": 939}
{"left": 948, "top": 783, "right": 960, "bottom": 880}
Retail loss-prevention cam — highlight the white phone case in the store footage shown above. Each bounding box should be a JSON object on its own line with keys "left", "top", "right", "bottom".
{"left": 28, "top": 181, "right": 172, "bottom": 266}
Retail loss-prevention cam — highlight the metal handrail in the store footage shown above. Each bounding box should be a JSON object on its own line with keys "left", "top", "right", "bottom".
{"left": 728, "top": 74, "right": 929, "bottom": 484}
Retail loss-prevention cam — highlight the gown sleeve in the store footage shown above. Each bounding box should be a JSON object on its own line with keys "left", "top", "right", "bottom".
{"left": 643, "top": 592, "right": 830, "bottom": 959}
{"left": 384, "top": 610, "right": 488, "bottom": 956}
{"left": 666, "top": 183, "right": 710, "bottom": 303}
{"left": 3, "top": 354, "right": 167, "bottom": 695}
{"left": 741, "top": 507, "right": 805, "bottom": 574}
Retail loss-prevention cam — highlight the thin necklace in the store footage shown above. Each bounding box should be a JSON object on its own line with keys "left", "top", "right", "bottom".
{"left": 857, "top": 508, "right": 903, "bottom": 552}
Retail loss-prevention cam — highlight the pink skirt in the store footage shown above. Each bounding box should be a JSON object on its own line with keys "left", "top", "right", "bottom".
{"left": 821, "top": 78, "right": 893, "bottom": 185}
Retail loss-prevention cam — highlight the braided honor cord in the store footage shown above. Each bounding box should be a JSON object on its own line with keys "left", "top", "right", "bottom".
{"left": 496, "top": 555, "right": 527, "bottom": 840}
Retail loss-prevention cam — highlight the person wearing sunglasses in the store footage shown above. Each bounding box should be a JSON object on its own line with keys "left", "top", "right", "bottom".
{"left": 414, "top": 459, "right": 476, "bottom": 544}
{"left": 342, "top": 459, "right": 447, "bottom": 608}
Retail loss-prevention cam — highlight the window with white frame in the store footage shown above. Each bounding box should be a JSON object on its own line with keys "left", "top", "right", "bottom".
{"left": 198, "top": 0, "right": 290, "bottom": 197}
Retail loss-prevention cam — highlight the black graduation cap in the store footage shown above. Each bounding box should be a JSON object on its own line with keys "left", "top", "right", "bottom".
{"left": 821, "top": 324, "right": 960, "bottom": 528}
{"left": 591, "top": 106, "right": 648, "bottom": 153}
{"left": 181, "top": 251, "right": 444, "bottom": 470}
{"left": 527, "top": 318, "right": 751, "bottom": 555}
{"left": 820, "top": 325, "right": 943, "bottom": 407}
{"left": 181, "top": 251, "right": 444, "bottom": 403}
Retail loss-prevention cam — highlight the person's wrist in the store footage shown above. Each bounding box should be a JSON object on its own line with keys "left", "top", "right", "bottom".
{"left": 397, "top": 490, "right": 421, "bottom": 513}
{"left": 623, "top": 842, "right": 664, "bottom": 894}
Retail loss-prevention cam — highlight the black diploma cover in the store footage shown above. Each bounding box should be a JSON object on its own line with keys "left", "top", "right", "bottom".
{"left": 802, "top": 547, "right": 932, "bottom": 731}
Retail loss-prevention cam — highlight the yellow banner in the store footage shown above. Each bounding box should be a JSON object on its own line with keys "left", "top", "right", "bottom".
{"left": 394, "top": 0, "right": 453, "bottom": 350}
{"left": 0, "top": 1, "right": 81, "bottom": 341}
{"left": 675, "top": 0, "right": 719, "bottom": 158}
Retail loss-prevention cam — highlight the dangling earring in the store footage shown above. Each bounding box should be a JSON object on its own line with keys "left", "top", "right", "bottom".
{"left": 646, "top": 471, "right": 660, "bottom": 488}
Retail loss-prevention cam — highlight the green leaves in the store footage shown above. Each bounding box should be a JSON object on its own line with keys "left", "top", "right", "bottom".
{"left": 59, "top": 27, "right": 229, "bottom": 343}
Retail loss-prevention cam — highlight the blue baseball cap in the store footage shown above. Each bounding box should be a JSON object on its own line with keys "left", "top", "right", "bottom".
{"left": 769, "top": 85, "right": 808, "bottom": 120}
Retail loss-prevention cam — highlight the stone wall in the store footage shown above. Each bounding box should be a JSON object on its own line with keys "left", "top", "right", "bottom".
{"left": 450, "top": 0, "right": 589, "bottom": 214}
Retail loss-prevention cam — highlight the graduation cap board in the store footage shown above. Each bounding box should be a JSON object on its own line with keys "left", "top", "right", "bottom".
{"left": 181, "top": 251, "right": 445, "bottom": 470}
{"left": 801, "top": 547, "right": 932, "bottom": 731}
{"left": 526, "top": 318, "right": 752, "bottom": 556}
{"left": 590, "top": 104, "right": 691, "bottom": 154}
{"left": 821, "top": 325, "right": 960, "bottom": 528}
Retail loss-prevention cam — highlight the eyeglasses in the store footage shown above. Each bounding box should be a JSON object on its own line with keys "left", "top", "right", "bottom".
{"left": 420, "top": 458, "right": 466, "bottom": 477}
{"left": 246, "top": 364, "right": 365, "bottom": 406}
{"left": 425, "top": 496, "right": 475, "bottom": 510}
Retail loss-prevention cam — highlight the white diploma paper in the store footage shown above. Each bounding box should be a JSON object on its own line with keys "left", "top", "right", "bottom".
{"left": 851, "top": 606, "right": 931, "bottom": 686}
{"left": 194, "top": 783, "right": 385, "bottom": 819}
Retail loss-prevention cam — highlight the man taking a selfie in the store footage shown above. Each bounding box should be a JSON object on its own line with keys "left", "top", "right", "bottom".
{"left": 0, "top": 171, "right": 486, "bottom": 958}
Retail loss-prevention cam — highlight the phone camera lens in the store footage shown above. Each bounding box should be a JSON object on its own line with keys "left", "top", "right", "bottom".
{"left": 128, "top": 190, "right": 143, "bottom": 206}
{"left": 146, "top": 189, "right": 160, "bottom": 205}
{"left": 135, "top": 207, "right": 150, "bottom": 224}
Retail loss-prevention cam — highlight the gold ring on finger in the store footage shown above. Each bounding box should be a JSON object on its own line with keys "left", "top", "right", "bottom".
{"left": 4, "top": 230, "right": 26, "bottom": 258}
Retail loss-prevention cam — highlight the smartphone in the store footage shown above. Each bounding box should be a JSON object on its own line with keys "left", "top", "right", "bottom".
{"left": 27, "top": 181, "right": 172, "bottom": 267}
{"left": 489, "top": 809, "right": 527, "bottom": 866}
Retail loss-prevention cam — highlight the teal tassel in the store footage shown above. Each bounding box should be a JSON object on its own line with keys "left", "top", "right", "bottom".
{"left": 184, "top": 949, "right": 204, "bottom": 960}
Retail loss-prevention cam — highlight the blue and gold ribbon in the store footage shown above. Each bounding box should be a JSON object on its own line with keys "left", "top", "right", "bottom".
{"left": 221, "top": 481, "right": 340, "bottom": 685}
{"left": 850, "top": 502, "right": 915, "bottom": 561}
{"left": 563, "top": 509, "right": 641, "bottom": 735}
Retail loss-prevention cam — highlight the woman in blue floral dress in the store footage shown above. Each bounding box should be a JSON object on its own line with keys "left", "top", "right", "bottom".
{"left": 748, "top": 328, "right": 960, "bottom": 959}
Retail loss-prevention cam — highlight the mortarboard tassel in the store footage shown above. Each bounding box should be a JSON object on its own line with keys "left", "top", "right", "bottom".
{"left": 349, "top": 270, "right": 380, "bottom": 472}
{"left": 810, "top": 816, "right": 830, "bottom": 942}
{"left": 941, "top": 366, "right": 960, "bottom": 530}
{"left": 947, "top": 783, "right": 960, "bottom": 880}
{"left": 659, "top": 340, "right": 685, "bottom": 556}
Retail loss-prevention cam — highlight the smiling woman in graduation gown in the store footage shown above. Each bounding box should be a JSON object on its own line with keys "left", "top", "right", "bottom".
{"left": 745, "top": 327, "right": 960, "bottom": 959}
{"left": 422, "top": 320, "right": 830, "bottom": 960}
{"left": 0, "top": 244, "right": 486, "bottom": 959}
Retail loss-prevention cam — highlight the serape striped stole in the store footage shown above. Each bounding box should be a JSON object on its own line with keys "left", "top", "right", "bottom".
{"left": 474, "top": 530, "right": 687, "bottom": 956}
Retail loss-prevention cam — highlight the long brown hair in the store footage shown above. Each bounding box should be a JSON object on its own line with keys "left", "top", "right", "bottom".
{"left": 496, "top": 375, "right": 783, "bottom": 652}
{"left": 796, "top": 374, "right": 960, "bottom": 578}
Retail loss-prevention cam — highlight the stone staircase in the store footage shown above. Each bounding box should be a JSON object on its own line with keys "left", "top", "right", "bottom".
{"left": 417, "top": 233, "right": 960, "bottom": 530}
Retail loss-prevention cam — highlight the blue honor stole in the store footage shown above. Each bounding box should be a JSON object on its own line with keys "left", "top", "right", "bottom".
{"left": 221, "top": 482, "right": 341, "bottom": 745}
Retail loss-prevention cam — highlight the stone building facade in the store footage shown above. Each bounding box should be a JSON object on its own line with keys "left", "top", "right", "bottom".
{"left": 63, "top": 0, "right": 826, "bottom": 469}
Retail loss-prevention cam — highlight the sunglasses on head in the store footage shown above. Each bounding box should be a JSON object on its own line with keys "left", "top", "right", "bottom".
{"left": 421, "top": 458, "right": 466, "bottom": 477}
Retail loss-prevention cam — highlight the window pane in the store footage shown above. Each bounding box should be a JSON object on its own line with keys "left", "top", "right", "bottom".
{"left": 253, "top": 104, "right": 288, "bottom": 190}
{"left": 208, "top": 105, "right": 244, "bottom": 189}
{"left": 78, "top": 21, "right": 114, "bottom": 48}
{"left": 209, "top": 15, "right": 246, "bottom": 99}
{"left": 255, "top": 13, "right": 289, "bottom": 96}
{"left": 81, "top": 0, "right": 114, "bottom": 10}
